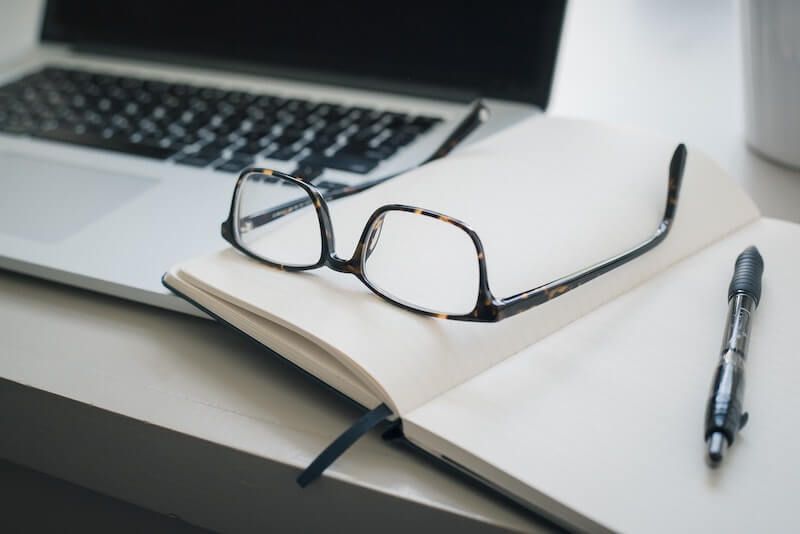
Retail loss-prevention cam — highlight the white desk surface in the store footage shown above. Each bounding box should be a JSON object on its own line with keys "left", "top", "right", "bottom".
{"left": 550, "top": 1, "right": 800, "bottom": 224}
{"left": 2, "top": 1, "right": 799, "bottom": 533}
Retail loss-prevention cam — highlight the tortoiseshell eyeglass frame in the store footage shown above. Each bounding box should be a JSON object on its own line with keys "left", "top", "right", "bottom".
{"left": 222, "top": 136, "right": 686, "bottom": 322}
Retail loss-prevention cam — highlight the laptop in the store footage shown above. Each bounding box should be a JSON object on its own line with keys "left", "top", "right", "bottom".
{"left": 0, "top": 0, "right": 565, "bottom": 315}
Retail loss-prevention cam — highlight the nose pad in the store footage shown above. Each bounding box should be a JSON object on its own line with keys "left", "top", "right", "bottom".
{"left": 366, "top": 213, "right": 386, "bottom": 260}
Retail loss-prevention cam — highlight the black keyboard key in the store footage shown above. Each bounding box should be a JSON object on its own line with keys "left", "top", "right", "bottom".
{"left": 91, "top": 73, "right": 115, "bottom": 86}
{"left": 316, "top": 180, "right": 348, "bottom": 191}
{"left": 215, "top": 156, "right": 254, "bottom": 173}
{"left": 144, "top": 80, "right": 169, "bottom": 93}
{"left": 377, "top": 111, "right": 409, "bottom": 129}
{"left": 108, "top": 86, "right": 129, "bottom": 102}
{"left": 35, "top": 127, "right": 175, "bottom": 159}
{"left": 308, "top": 134, "right": 336, "bottom": 151}
{"left": 198, "top": 87, "right": 226, "bottom": 101}
{"left": 226, "top": 90, "right": 256, "bottom": 106}
{"left": 290, "top": 163, "right": 324, "bottom": 182}
{"left": 325, "top": 105, "right": 353, "bottom": 122}
{"left": 272, "top": 131, "right": 303, "bottom": 149}
{"left": 169, "top": 131, "right": 201, "bottom": 146}
{"left": 289, "top": 105, "right": 313, "bottom": 121}
{"left": 299, "top": 153, "right": 378, "bottom": 174}
{"left": 284, "top": 126, "right": 308, "bottom": 137}
{"left": 175, "top": 152, "right": 220, "bottom": 167}
{"left": 339, "top": 138, "right": 370, "bottom": 153}
{"left": 120, "top": 77, "right": 144, "bottom": 91}
{"left": 385, "top": 131, "right": 416, "bottom": 147}
{"left": 243, "top": 128, "right": 270, "bottom": 142}
{"left": 42, "top": 66, "right": 68, "bottom": 79}
{"left": 234, "top": 141, "right": 268, "bottom": 156}
{"left": 269, "top": 146, "right": 303, "bottom": 161}
{"left": 255, "top": 95, "right": 281, "bottom": 107}
{"left": 187, "top": 97, "right": 210, "bottom": 114}
{"left": 346, "top": 106, "right": 370, "bottom": 118}
{"left": 110, "top": 114, "right": 134, "bottom": 131}
{"left": 369, "top": 145, "right": 397, "bottom": 159}
{"left": 348, "top": 127, "right": 379, "bottom": 143}
{"left": 201, "top": 136, "right": 236, "bottom": 152}
{"left": 225, "top": 130, "right": 245, "bottom": 144}
{"left": 154, "top": 137, "right": 183, "bottom": 151}
{"left": 245, "top": 105, "right": 267, "bottom": 121}
{"left": 308, "top": 102, "right": 333, "bottom": 117}
{"left": 319, "top": 121, "right": 347, "bottom": 138}
{"left": 40, "top": 119, "right": 60, "bottom": 133}
{"left": 410, "top": 115, "right": 441, "bottom": 132}
{"left": 338, "top": 145, "right": 396, "bottom": 161}
{"left": 214, "top": 122, "right": 239, "bottom": 136}
{"left": 281, "top": 99, "right": 309, "bottom": 113}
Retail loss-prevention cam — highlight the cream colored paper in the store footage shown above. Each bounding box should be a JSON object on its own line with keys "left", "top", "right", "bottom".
{"left": 405, "top": 218, "right": 800, "bottom": 533}
{"left": 173, "top": 116, "right": 758, "bottom": 415}
{"left": 164, "top": 267, "right": 382, "bottom": 409}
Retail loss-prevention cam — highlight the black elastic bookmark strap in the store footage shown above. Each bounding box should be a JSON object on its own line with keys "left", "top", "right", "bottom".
{"left": 381, "top": 420, "right": 404, "bottom": 441}
{"left": 297, "top": 403, "right": 392, "bottom": 487}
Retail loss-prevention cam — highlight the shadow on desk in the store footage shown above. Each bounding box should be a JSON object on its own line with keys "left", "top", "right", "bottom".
{"left": 0, "top": 457, "right": 211, "bottom": 533}
{"left": 0, "top": 270, "right": 547, "bottom": 534}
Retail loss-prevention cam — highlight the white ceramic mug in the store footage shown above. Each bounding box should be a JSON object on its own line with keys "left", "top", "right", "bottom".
{"left": 741, "top": 0, "right": 800, "bottom": 169}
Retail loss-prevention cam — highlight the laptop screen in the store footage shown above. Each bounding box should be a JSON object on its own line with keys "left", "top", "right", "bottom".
{"left": 41, "top": 1, "right": 565, "bottom": 108}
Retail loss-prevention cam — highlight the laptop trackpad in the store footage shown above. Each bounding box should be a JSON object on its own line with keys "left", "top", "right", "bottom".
{"left": 0, "top": 153, "right": 157, "bottom": 243}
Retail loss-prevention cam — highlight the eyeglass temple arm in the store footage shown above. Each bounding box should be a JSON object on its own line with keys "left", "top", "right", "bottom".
{"left": 495, "top": 144, "right": 687, "bottom": 321}
{"left": 237, "top": 100, "right": 489, "bottom": 230}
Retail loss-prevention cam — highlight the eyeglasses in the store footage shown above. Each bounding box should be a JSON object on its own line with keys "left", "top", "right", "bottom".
{"left": 221, "top": 135, "right": 686, "bottom": 322}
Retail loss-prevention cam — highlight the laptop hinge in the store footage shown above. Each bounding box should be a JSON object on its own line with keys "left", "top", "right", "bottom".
{"left": 69, "top": 44, "right": 479, "bottom": 104}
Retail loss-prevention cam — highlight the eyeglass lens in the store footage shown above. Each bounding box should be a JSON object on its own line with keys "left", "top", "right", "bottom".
{"left": 235, "top": 172, "right": 322, "bottom": 267}
{"left": 362, "top": 210, "right": 480, "bottom": 315}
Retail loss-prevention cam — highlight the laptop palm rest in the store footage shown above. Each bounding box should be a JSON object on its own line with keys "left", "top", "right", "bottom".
{"left": 0, "top": 153, "right": 157, "bottom": 243}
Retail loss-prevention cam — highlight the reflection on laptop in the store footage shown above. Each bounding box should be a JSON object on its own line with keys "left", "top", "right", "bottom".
{"left": 0, "top": 0, "right": 565, "bottom": 315}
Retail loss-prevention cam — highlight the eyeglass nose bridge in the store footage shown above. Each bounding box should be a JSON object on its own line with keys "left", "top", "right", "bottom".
{"left": 326, "top": 254, "right": 361, "bottom": 275}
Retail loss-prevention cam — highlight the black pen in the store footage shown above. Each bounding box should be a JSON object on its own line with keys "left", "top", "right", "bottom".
{"left": 704, "top": 246, "right": 764, "bottom": 466}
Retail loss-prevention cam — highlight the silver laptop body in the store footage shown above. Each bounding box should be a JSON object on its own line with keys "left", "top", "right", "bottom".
{"left": 0, "top": 1, "right": 565, "bottom": 315}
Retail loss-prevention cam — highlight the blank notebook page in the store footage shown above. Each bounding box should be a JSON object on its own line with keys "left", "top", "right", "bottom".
{"left": 405, "top": 218, "right": 800, "bottom": 534}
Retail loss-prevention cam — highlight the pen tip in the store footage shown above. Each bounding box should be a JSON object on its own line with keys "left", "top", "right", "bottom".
{"left": 706, "top": 432, "right": 727, "bottom": 467}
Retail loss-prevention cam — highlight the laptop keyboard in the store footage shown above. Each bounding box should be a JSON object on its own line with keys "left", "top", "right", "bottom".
{"left": 0, "top": 66, "right": 442, "bottom": 182}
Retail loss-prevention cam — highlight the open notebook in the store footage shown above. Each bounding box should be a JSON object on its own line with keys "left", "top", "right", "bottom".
{"left": 163, "top": 117, "right": 800, "bottom": 533}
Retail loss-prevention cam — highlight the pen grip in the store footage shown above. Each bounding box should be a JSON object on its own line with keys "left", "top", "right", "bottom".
{"left": 705, "top": 357, "right": 747, "bottom": 443}
{"left": 728, "top": 246, "right": 764, "bottom": 304}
